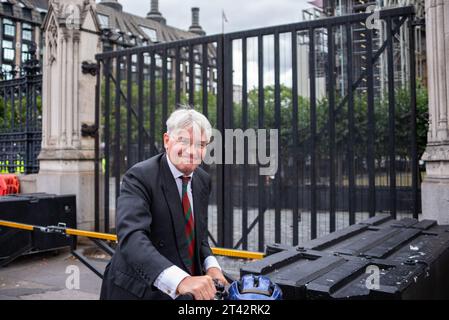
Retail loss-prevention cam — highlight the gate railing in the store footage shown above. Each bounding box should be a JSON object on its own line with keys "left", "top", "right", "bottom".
{"left": 0, "top": 47, "right": 42, "bottom": 174}
{"left": 94, "top": 6, "right": 420, "bottom": 251}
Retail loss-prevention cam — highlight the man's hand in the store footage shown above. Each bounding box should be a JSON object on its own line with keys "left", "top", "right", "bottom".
{"left": 176, "top": 275, "right": 216, "bottom": 300}
{"left": 206, "top": 267, "right": 229, "bottom": 287}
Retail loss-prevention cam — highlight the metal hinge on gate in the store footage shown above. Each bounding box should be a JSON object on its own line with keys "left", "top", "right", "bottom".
{"left": 81, "top": 123, "right": 98, "bottom": 138}
{"left": 81, "top": 61, "right": 99, "bottom": 76}
{"left": 411, "top": 17, "right": 425, "bottom": 27}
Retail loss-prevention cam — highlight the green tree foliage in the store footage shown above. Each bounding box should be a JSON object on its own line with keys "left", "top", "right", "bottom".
{"left": 231, "top": 82, "right": 429, "bottom": 160}
{"left": 101, "top": 76, "right": 428, "bottom": 179}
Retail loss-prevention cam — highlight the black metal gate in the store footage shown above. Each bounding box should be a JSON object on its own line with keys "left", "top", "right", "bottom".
{"left": 94, "top": 6, "right": 420, "bottom": 251}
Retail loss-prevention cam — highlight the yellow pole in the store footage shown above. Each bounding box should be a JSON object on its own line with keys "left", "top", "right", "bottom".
{"left": 0, "top": 220, "right": 34, "bottom": 231}
{"left": 65, "top": 228, "right": 118, "bottom": 241}
{"left": 0, "top": 219, "right": 264, "bottom": 260}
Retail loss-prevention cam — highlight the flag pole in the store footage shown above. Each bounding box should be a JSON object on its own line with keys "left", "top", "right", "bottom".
{"left": 222, "top": 9, "right": 224, "bottom": 34}
{"left": 222, "top": 9, "right": 229, "bottom": 34}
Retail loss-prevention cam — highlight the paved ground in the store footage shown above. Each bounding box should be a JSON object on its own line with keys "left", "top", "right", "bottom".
{"left": 0, "top": 244, "right": 105, "bottom": 300}
{"left": 0, "top": 243, "right": 247, "bottom": 300}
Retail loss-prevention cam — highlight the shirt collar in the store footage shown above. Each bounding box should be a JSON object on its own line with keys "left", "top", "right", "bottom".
{"left": 166, "top": 153, "right": 194, "bottom": 180}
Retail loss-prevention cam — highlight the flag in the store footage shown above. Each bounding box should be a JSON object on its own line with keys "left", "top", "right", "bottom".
{"left": 222, "top": 10, "right": 228, "bottom": 23}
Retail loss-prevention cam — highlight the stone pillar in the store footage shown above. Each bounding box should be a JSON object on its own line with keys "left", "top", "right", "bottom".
{"left": 421, "top": 0, "right": 449, "bottom": 224}
{"left": 37, "top": 0, "right": 101, "bottom": 230}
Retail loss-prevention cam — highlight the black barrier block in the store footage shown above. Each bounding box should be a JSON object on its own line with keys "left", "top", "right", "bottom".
{"left": 241, "top": 216, "right": 449, "bottom": 299}
{"left": 0, "top": 193, "right": 76, "bottom": 262}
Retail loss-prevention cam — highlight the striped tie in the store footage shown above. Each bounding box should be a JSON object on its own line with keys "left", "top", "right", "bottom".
{"left": 181, "top": 176, "right": 195, "bottom": 274}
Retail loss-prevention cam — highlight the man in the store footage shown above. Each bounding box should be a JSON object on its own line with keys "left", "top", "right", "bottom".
{"left": 100, "top": 107, "right": 228, "bottom": 300}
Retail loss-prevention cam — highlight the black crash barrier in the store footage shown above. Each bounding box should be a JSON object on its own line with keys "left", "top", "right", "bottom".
{"left": 0, "top": 193, "right": 76, "bottom": 266}
{"left": 241, "top": 214, "right": 449, "bottom": 299}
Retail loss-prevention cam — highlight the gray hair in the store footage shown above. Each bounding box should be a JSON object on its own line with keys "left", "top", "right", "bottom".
{"left": 166, "top": 105, "right": 212, "bottom": 142}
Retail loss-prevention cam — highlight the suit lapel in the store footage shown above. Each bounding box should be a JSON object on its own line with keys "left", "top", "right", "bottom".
{"left": 160, "top": 154, "right": 190, "bottom": 272}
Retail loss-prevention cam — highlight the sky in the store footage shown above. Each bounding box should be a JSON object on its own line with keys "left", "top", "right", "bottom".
{"left": 113, "top": 1, "right": 319, "bottom": 89}
{"left": 120, "top": 0, "right": 313, "bottom": 35}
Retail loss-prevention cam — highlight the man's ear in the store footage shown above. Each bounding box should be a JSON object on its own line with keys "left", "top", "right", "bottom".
{"left": 163, "top": 133, "right": 169, "bottom": 148}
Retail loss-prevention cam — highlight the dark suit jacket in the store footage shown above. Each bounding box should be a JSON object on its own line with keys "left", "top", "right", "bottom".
{"left": 100, "top": 153, "right": 213, "bottom": 300}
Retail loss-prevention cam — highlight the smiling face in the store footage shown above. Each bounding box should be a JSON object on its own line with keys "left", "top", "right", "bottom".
{"left": 164, "top": 125, "right": 209, "bottom": 175}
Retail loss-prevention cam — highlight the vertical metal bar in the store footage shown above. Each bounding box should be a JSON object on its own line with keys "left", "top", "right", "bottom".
{"left": 202, "top": 43, "right": 209, "bottom": 118}
{"left": 20, "top": 80, "right": 25, "bottom": 172}
{"left": 32, "top": 75, "right": 37, "bottom": 170}
{"left": 19, "top": 83, "right": 23, "bottom": 128}
{"left": 1, "top": 86, "right": 4, "bottom": 129}
{"left": 257, "top": 34, "right": 265, "bottom": 251}
{"left": 150, "top": 53, "right": 156, "bottom": 156}
{"left": 104, "top": 58, "right": 111, "bottom": 233}
{"left": 11, "top": 85, "right": 15, "bottom": 172}
{"left": 241, "top": 36, "right": 248, "bottom": 250}
{"left": 366, "top": 28, "right": 376, "bottom": 218}
{"left": 1, "top": 86, "right": 3, "bottom": 171}
{"left": 137, "top": 53, "right": 144, "bottom": 161}
{"left": 346, "top": 23, "right": 356, "bottom": 226}
{"left": 162, "top": 50, "right": 168, "bottom": 133}
{"left": 291, "top": 30, "right": 299, "bottom": 245}
{"left": 386, "top": 18, "right": 397, "bottom": 219}
{"left": 33, "top": 77, "right": 37, "bottom": 127}
{"left": 8, "top": 87, "right": 12, "bottom": 172}
{"left": 126, "top": 54, "right": 132, "bottom": 169}
{"left": 3, "top": 86, "right": 7, "bottom": 128}
{"left": 2, "top": 86, "right": 5, "bottom": 128}
{"left": 10, "top": 86, "right": 15, "bottom": 129}
{"left": 223, "top": 35, "right": 233, "bottom": 248}
{"left": 175, "top": 47, "right": 181, "bottom": 105}
{"left": 189, "top": 45, "right": 195, "bottom": 106}
{"left": 327, "top": 25, "right": 336, "bottom": 233}
{"left": 114, "top": 57, "right": 121, "bottom": 205}
{"left": 94, "top": 60, "right": 101, "bottom": 232}
{"left": 309, "top": 28, "right": 317, "bottom": 240}
{"left": 274, "top": 31, "right": 281, "bottom": 243}
{"left": 24, "top": 80, "right": 29, "bottom": 173}
{"left": 216, "top": 36, "right": 225, "bottom": 247}
{"left": 408, "top": 17, "right": 418, "bottom": 219}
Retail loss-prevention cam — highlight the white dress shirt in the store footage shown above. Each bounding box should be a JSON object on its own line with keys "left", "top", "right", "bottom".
{"left": 153, "top": 154, "right": 221, "bottom": 299}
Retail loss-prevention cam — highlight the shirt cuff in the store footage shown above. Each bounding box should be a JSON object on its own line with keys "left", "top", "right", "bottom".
{"left": 153, "top": 265, "right": 190, "bottom": 300}
{"left": 203, "top": 255, "right": 221, "bottom": 272}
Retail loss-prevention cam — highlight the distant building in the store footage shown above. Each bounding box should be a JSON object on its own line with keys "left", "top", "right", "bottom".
{"left": 96, "top": 0, "right": 205, "bottom": 51}
{"left": 0, "top": 0, "right": 47, "bottom": 79}
{"left": 0, "top": 0, "right": 212, "bottom": 89}
{"left": 322, "top": 0, "right": 427, "bottom": 93}
{"left": 96, "top": 1, "right": 215, "bottom": 96}
{"left": 297, "top": 2, "right": 328, "bottom": 100}
{"left": 296, "top": 0, "right": 426, "bottom": 101}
